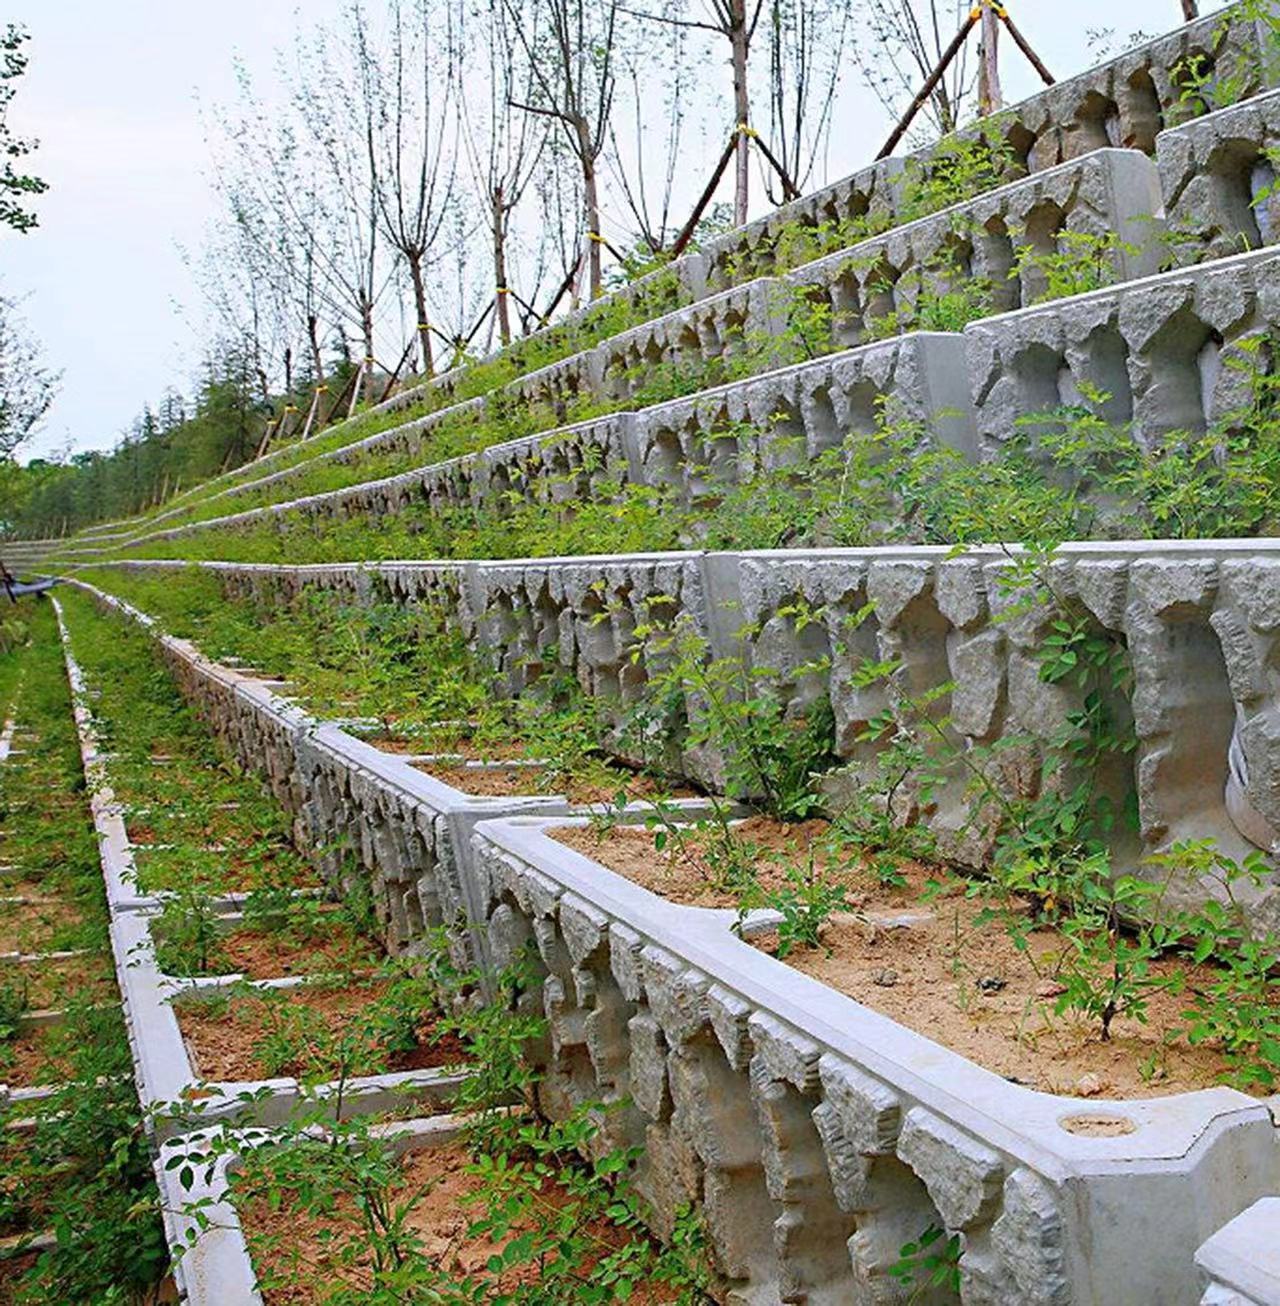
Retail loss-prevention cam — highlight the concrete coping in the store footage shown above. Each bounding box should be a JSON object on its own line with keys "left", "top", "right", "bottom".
{"left": 1196, "top": 1198, "right": 1280, "bottom": 1304}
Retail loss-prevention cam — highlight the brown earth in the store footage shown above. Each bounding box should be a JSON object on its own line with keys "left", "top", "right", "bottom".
{"left": 552, "top": 818, "right": 1259, "bottom": 1099}
{"left": 211, "top": 924, "right": 381, "bottom": 982}
{"left": 239, "top": 1140, "right": 684, "bottom": 1305}
{"left": 0, "top": 899, "right": 84, "bottom": 957}
{"left": 176, "top": 982, "right": 468, "bottom": 1083}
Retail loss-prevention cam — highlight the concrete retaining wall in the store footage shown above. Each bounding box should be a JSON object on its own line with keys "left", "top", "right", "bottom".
{"left": 70, "top": 577, "right": 1280, "bottom": 1306}
{"left": 90, "top": 542, "right": 1280, "bottom": 930}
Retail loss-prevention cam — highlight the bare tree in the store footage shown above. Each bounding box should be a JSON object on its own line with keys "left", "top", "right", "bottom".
{"left": 605, "top": 20, "right": 693, "bottom": 254}
{"left": 852, "top": 0, "right": 976, "bottom": 140}
{"left": 617, "top": 0, "right": 764, "bottom": 226}
{"left": 354, "top": 0, "right": 460, "bottom": 378}
{"left": 504, "top": 0, "right": 622, "bottom": 300}
{"left": 458, "top": 0, "right": 548, "bottom": 345}
{"left": 763, "top": 0, "right": 850, "bottom": 205}
{"left": 0, "top": 290, "right": 58, "bottom": 457}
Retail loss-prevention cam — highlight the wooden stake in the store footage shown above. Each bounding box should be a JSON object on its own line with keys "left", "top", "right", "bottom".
{"left": 997, "top": 9, "right": 1054, "bottom": 86}
{"left": 298, "top": 386, "right": 325, "bottom": 443}
{"left": 979, "top": 6, "right": 1003, "bottom": 115}
{"left": 751, "top": 132, "right": 801, "bottom": 201}
{"left": 877, "top": 10, "right": 979, "bottom": 159}
{"left": 377, "top": 338, "right": 417, "bottom": 405}
{"left": 671, "top": 133, "right": 739, "bottom": 258}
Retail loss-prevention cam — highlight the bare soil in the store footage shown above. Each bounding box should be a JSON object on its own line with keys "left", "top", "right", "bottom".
{"left": 375, "top": 736, "right": 526, "bottom": 761}
{"left": 0, "top": 899, "right": 84, "bottom": 957}
{"left": 7, "top": 956, "right": 116, "bottom": 1010}
{"left": 0, "top": 1026, "right": 69, "bottom": 1090}
{"left": 239, "top": 1140, "right": 682, "bottom": 1305}
{"left": 419, "top": 762, "right": 696, "bottom": 805}
{"left": 176, "top": 983, "right": 468, "bottom": 1083}
{"left": 211, "top": 924, "right": 380, "bottom": 982}
{"left": 554, "top": 817, "right": 829, "bottom": 908}
{"left": 552, "top": 818, "right": 1254, "bottom": 1099}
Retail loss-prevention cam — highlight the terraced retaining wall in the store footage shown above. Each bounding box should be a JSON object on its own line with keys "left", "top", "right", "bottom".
{"left": 89, "top": 542, "right": 1280, "bottom": 930}
{"left": 69, "top": 576, "right": 1280, "bottom": 1306}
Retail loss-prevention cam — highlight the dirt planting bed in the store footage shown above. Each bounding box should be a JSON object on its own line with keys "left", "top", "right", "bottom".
{"left": 236, "top": 1138, "right": 684, "bottom": 1306}
{"left": 174, "top": 982, "right": 468, "bottom": 1083}
{"left": 553, "top": 817, "right": 1259, "bottom": 1099}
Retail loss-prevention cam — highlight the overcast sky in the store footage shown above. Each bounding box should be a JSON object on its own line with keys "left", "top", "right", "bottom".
{"left": 3, "top": 0, "right": 1226, "bottom": 463}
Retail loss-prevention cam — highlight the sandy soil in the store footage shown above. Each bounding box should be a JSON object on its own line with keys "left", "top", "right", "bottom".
{"left": 374, "top": 736, "right": 526, "bottom": 761}
{"left": 176, "top": 983, "right": 468, "bottom": 1083}
{"left": 8, "top": 956, "right": 116, "bottom": 1010}
{"left": 0, "top": 899, "right": 84, "bottom": 957}
{"left": 551, "top": 818, "right": 1259, "bottom": 1098}
{"left": 211, "top": 925, "right": 380, "bottom": 981}
{"left": 239, "top": 1141, "right": 683, "bottom": 1305}
{"left": 553, "top": 817, "right": 831, "bottom": 908}
{"left": 420, "top": 762, "right": 696, "bottom": 805}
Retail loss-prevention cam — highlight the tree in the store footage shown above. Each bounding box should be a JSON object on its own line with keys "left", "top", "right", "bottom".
{"left": 505, "top": 0, "right": 622, "bottom": 300}
{"left": 458, "top": 0, "right": 548, "bottom": 345}
{"left": 0, "top": 291, "right": 58, "bottom": 457}
{"left": 763, "top": 0, "right": 849, "bottom": 205}
{"left": 355, "top": 0, "right": 461, "bottom": 376}
{"left": 605, "top": 18, "right": 694, "bottom": 254}
{"left": 852, "top": 0, "right": 976, "bottom": 140}
{"left": 619, "top": 0, "right": 761, "bottom": 226}
{"left": 0, "top": 26, "right": 47, "bottom": 234}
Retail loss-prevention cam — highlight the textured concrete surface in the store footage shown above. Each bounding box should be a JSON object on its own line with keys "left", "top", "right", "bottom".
{"left": 74, "top": 577, "right": 1280, "bottom": 1306}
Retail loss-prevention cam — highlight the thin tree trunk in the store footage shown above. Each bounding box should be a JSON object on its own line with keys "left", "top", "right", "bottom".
{"left": 978, "top": 7, "right": 1002, "bottom": 116}
{"left": 407, "top": 253, "right": 436, "bottom": 378}
{"left": 283, "top": 345, "right": 293, "bottom": 396}
{"left": 1180, "top": 0, "right": 1198, "bottom": 19}
{"left": 361, "top": 301, "right": 377, "bottom": 404}
{"left": 578, "top": 120, "right": 603, "bottom": 299}
{"left": 731, "top": 0, "right": 750, "bottom": 226}
{"left": 307, "top": 315, "right": 323, "bottom": 384}
{"left": 494, "top": 186, "right": 512, "bottom": 347}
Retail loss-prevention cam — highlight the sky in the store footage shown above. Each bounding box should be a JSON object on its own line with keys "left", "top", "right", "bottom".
{"left": 2, "top": 0, "right": 1229, "bottom": 463}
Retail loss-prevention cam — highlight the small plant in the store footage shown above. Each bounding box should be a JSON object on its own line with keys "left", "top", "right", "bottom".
{"left": 756, "top": 856, "right": 852, "bottom": 958}
{"left": 888, "top": 1222, "right": 963, "bottom": 1299}
{"left": 1011, "top": 228, "right": 1137, "bottom": 303}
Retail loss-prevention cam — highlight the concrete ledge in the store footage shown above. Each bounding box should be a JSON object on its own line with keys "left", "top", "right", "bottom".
{"left": 1196, "top": 1198, "right": 1280, "bottom": 1305}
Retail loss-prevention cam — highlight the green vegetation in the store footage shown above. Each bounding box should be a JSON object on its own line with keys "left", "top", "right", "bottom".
{"left": 168, "top": 942, "right": 716, "bottom": 1303}
{"left": 80, "top": 539, "right": 1280, "bottom": 1091}
{"left": 0, "top": 599, "right": 167, "bottom": 1303}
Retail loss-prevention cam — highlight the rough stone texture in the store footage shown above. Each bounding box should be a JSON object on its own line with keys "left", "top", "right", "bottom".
{"left": 944, "top": 3, "right": 1280, "bottom": 178}
{"left": 696, "top": 3, "right": 1279, "bottom": 298}
{"left": 787, "top": 150, "right": 1165, "bottom": 345}
{"left": 1196, "top": 1198, "right": 1280, "bottom": 1305}
{"left": 1159, "top": 88, "right": 1280, "bottom": 265}
{"left": 964, "top": 244, "right": 1280, "bottom": 451}
{"left": 103, "top": 541, "right": 1280, "bottom": 932}
{"left": 83, "top": 149, "right": 1167, "bottom": 558}
{"left": 75, "top": 576, "right": 1280, "bottom": 1306}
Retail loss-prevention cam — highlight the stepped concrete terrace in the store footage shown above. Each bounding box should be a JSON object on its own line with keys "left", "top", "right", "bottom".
{"left": 1159, "top": 84, "right": 1280, "bottom": 262}
{"left": 67, "top": 572, "right": 1280, "bottom": 1306}
{"left": 89, "top": 541, "right": 1280, "bottom": 931}
{"left": 696, "top": 2, "right": 1280, "bottom": 293}
{"left": 19, "top": 3, "right": 1280, "bottom": 560}
{"left": 60, "top": 237, "right": 1280, "bottom": 561}
{"left": 15, "top": 11, "right": 1280, "bottom": 1299}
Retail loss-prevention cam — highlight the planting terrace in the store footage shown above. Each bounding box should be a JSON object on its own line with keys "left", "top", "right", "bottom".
{"left": 7, "top": 4, "right": 1280, "bottom": 1302}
